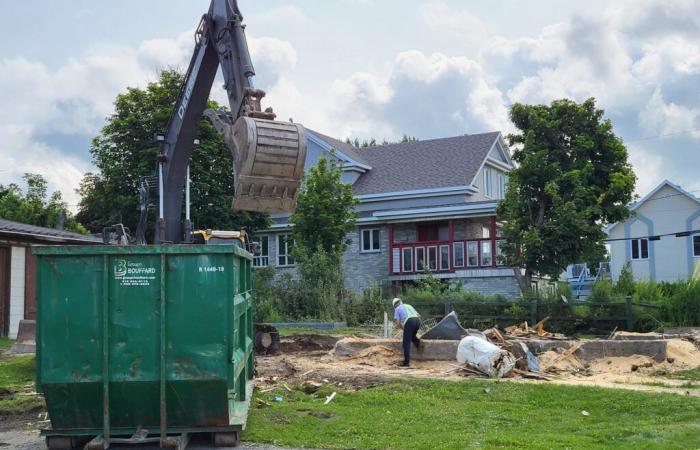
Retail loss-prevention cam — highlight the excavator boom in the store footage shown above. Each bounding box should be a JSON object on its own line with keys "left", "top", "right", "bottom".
{"left": 156, "top": 0, "right": 306, "bottom": 243}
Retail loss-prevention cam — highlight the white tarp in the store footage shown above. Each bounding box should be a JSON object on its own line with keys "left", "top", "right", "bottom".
{"left": 456, "top": 336, "right": 516, "bottom": 378}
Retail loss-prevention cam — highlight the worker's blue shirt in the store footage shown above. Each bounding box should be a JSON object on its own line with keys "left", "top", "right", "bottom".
{"left": 394, "top": 304, "right": 418, "bottom": 325}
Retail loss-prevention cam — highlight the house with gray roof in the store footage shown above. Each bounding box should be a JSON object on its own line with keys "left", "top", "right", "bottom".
{"left": 251, "top": 130, "right": 520, "bottom": 298}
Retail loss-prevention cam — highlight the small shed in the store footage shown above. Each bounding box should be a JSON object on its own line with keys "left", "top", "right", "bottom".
{"left": 0, "top": 219, "right": 101, "bottom": 338}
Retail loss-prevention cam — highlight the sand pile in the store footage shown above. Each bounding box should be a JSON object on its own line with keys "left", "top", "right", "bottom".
{"left": 537, "top": 338, "right": 700, "bottom": 376}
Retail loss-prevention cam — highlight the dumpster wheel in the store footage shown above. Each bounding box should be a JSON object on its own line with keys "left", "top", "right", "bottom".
{"left": 213, "top": 431, "right": 239, "bottom": 447}
{"left": 46, "top": 436, "right": 79, "bottom": 450}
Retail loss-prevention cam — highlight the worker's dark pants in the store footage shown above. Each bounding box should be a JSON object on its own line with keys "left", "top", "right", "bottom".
{"left": 402, "top": 317, "right": 421, "bottom": 364}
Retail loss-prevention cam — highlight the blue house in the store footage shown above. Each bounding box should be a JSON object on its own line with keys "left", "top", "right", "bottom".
{"left": 251, "top": 129, "right": 521, "bottom": 298}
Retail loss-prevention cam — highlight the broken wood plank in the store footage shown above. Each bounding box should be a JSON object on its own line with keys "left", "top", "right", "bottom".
{"left": 324, "top": 392, "right": 337, "bottom": 405}
{"left": 513, "top": 368, "right": 553, "bottom": 381}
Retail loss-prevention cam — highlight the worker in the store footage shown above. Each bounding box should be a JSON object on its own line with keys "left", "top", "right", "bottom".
{"left": 392, "top": 298, "right": 421, "bottom": 366}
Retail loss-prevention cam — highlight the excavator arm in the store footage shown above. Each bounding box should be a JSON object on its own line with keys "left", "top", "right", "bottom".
{"left": 156, "top": 0, "right": 306, "bottom": 243}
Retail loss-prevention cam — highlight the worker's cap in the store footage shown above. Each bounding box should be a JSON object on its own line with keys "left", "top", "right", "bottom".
{"left": 392, "top": 298, "right": 402, "bottom": 308}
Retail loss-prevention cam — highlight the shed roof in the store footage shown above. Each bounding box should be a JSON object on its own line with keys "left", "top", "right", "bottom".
{"left": 0, "top": 219, "right": 102, "bottom": 244}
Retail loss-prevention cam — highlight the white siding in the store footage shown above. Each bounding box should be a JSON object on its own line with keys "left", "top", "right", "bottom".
{"left": 609, "top": 184, "right": 700, "bottom": 282}
{"left": 9, "top": 246, "right": 25, "bottom": 339}
{"left": 472, "top": 164, "right": 506, "bottom": 202}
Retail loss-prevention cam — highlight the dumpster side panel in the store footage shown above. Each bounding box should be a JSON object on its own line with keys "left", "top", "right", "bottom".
{"left": 108, "top": 254, "right": 161, "bottom": 428}
{"left": 35, "top": 245, "right": 255, "bottom": 436}
{"left": 164, "top": 253, "right": 231, "bottom": 427}
{"left": 38, "top": 254, "right": 104, "bottom": 429}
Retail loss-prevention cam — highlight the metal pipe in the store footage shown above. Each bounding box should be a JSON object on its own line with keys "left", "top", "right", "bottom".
{"left": 185, "top": 165, "right": 191, "bottom": 221}
{"left": 158, "top": 163, "right": 164, "bottom": 220}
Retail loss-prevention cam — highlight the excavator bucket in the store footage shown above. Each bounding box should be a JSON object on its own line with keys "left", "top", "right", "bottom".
{"left": 206, "top": 111, "right": 307, "bottom": 213}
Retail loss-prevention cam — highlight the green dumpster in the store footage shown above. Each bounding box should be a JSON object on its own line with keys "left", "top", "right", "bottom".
{"left": 34, "top": 245, "right": 255, "bottom": 449}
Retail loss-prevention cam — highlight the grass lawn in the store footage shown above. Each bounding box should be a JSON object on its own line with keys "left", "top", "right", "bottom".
{"left": 667, "top": 366, "right": 700, "bottom": 382}
{"left": 0, "top": 339, "right": 44, "bottom": 419}
{"left": 243, "top": 379, "right": 700, "bottom": 450}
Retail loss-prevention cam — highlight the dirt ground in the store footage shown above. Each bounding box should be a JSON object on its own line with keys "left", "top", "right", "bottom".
{"left": 257, "top": 333, "right": 700, "bottom": 397}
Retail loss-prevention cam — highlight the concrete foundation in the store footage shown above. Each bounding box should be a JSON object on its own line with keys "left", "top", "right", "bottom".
{"left": 333, "top": 338, "right": 460, "bottom": 361}
{"left": 333, "top": 337, "right": 671, "bottom": 363}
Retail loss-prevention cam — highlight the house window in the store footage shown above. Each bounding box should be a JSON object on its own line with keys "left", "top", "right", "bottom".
{"left": 484, "top": 168, "right": 493, "bottom": 198}
{"left": 453, "top": 242, "right": 465, "bottom": 268}
{"left": 439, "top": 245, "right": 450, "bottom": 271}
{"left": 480, "top": 241, "right": 492, "bottom": 266}
{"left": 417, "top": 223, "right": 448, "bottom": 242}
{"left": 693, "top": 236, "right": 700, "bottom": 257}
{"left": 251, "top": 235, "right": 269, "bottom": 267}
{"left": 497, "top": 174, "right": 507, "bottom": 199}
{"left": 402, "top": 247, "right": 413, "bottom": 272}
{"left": 277, "top": 234, "right": 295, "bottom": 266}
{"left": 466, "top": 241, "right": 478, "bottom": 267}
{"left": 415, "top": 247, "right": 426, "bottom": 271}
{"left": 428, "top": 246, "right": 438, "bottom": 271}
{"left": 361, "top": 228, "right": 381, "bottom": 253}
{"left": 631, "top": 238, "right": 649, "bottom": 260}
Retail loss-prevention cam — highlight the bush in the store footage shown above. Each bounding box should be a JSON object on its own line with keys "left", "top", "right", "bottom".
{"left": 633, "top": 280, "right": 663, "bottom": 304}
{"left": 665, "top": 280, "right": 700, "bottom": 327}
{"left": 344, "top": 284, "right": 386, "bottom": 326}
{"left": 589, "top": 279, "right": 622, "bottom": 302}
{"left": 616, "top": 262, "right": 635, "bottom": 297}
{"left": 253, "top": 267, "right": 283, "bottom": 323}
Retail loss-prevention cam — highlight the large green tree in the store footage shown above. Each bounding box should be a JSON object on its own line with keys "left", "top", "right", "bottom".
{"left": 290, "top": 156, "right": 358, "bottom": 255}
{"left": 288, "top": 155, "right": 358, "bottom": 320}
{"left": 497, "top": 98, "right": 636, "bottom": 292}
{"left": 77, "top": 69, "right": 269, "bottom": 238}
{"left": 0, "top": 174, "right": 88, "bottom": 234}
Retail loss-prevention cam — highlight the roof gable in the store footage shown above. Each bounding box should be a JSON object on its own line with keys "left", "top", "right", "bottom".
{"left": 630, "top": 179, "right": 700, "bottom": 212}
{"left": 307, "top": 129, "right": 371, "bottom": 169}
{"left": 349, "top": 132, "right": 502, "bottom": 195}
{"left": 605, "top": 180, "right": 700, "bottom": 233}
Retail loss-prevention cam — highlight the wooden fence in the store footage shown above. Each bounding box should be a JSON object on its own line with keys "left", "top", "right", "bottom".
{"left": 413, "top": 298, "right": 664, "bottom": 331}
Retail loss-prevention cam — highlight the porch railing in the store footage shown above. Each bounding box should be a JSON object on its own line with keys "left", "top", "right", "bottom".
{"left": 390, "top": 239, "right": 506, "bottom": 275}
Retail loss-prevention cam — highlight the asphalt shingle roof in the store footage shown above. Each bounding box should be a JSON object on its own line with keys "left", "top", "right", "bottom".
{"left": 0, "top": 219, "right": 102, "bottom": 244}
{"left": 349, "top": 132, "right": 501, "bottom": 195}
{"left": 307, "top": 130, "right": 369, "bottom": 166}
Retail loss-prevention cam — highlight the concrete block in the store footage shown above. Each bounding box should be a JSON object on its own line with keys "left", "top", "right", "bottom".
{"left": 574, "top": 339, "right": 667, "bottom": 363}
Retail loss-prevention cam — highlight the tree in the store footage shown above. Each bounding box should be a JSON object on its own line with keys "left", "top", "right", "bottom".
{"left": 0, "top": 174, "right": 88, "bottom": 234}
{"left": 288, "top": 155, "right": 358, "bottom": 320}
{"left": 76, "top": 69, "right": 269, "bottom": 238}
{"left": 345, "top": 134, "right": 418, "bottom": 148}
{"left": 290, "top": 156, "right": 358, "bottom": 255}
{"left": 497, "top": 98, "right": 636, "bottom": 292}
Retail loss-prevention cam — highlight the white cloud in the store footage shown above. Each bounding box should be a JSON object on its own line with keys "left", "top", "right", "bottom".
{"left": 323, "top": 50, "right": 512, "bottom": 140}
{"left": 0, "top": 29, "right": 299, "bottom": 212}
{"left": 639, "top": 88, "right": 700, "bottom": 139}
{"left": 420, "top": 1, "right": 493, "bottom": 48}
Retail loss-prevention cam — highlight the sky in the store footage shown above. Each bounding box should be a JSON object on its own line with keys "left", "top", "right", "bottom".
{"left": 1, "top": 0, "right": 700, "bottom": 210}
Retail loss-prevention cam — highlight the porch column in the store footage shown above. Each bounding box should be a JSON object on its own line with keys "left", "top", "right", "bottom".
{"left": 490, "top": 216, "right": 497, "bottom": 268}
